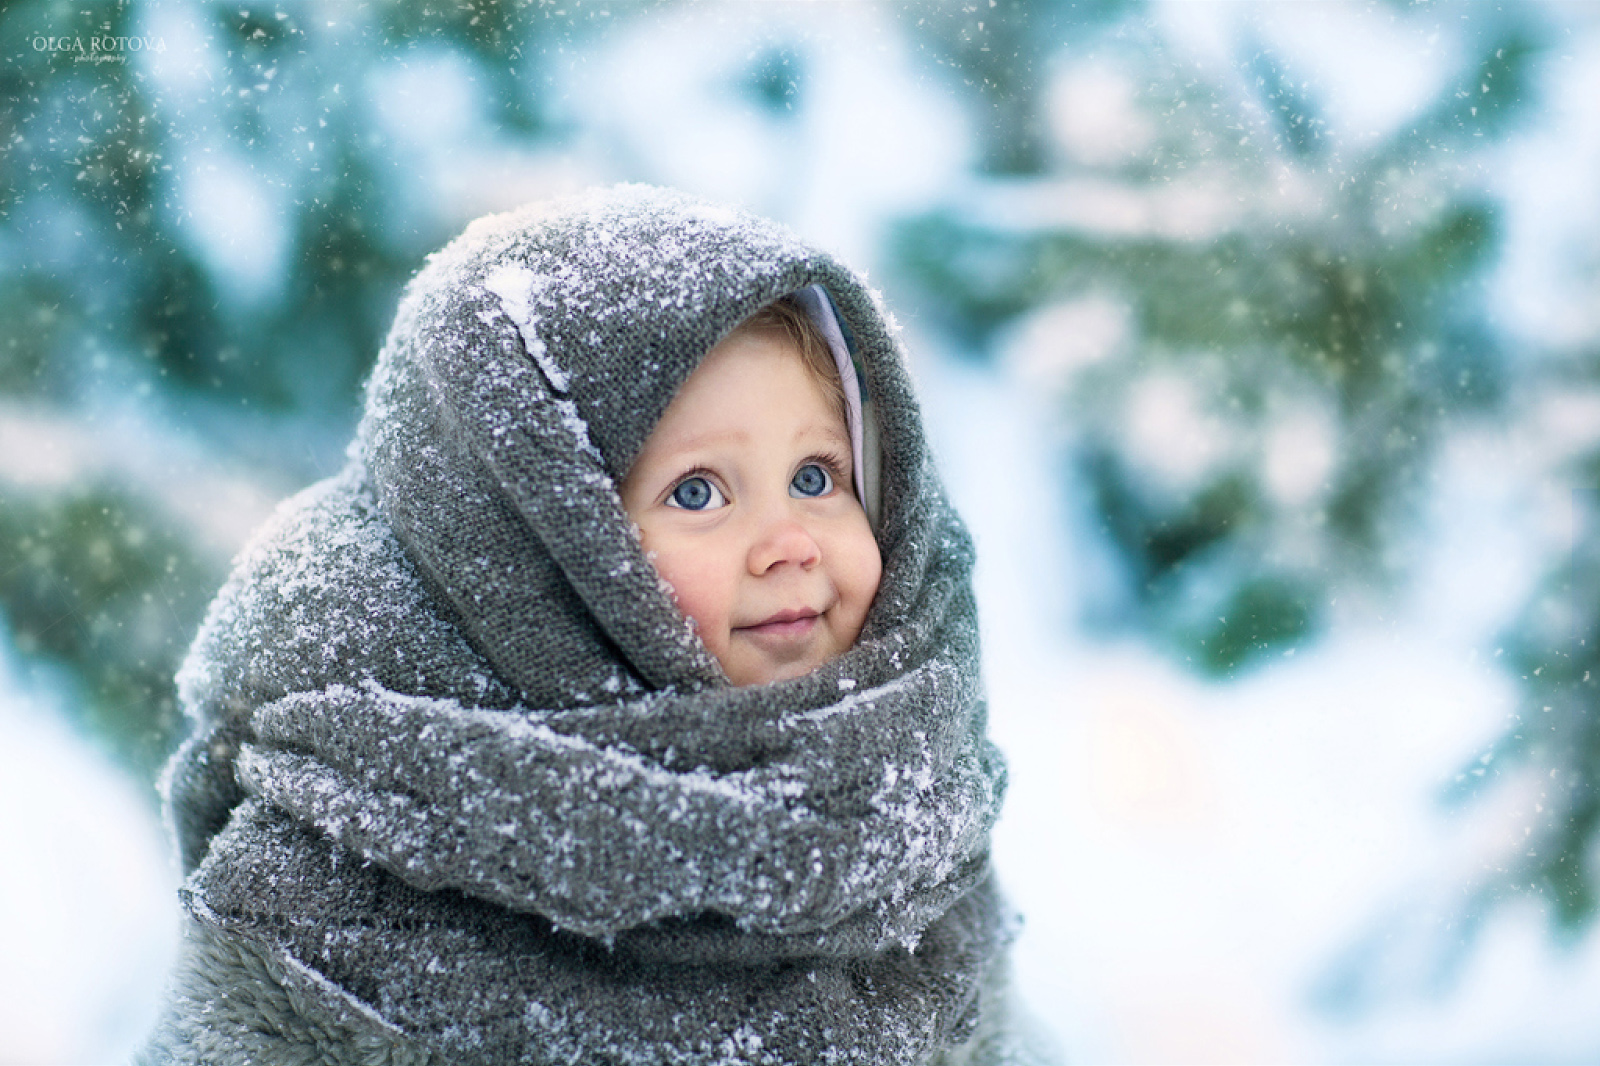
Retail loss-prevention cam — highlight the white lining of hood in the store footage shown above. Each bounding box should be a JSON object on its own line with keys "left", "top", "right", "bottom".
{"left": 792, "top": 284, "right": 881, "bottom": 529}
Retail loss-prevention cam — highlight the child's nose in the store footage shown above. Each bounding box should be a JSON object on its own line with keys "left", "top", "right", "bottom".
{"left": 747, "top": 515, "right": 822, "bottom": 575}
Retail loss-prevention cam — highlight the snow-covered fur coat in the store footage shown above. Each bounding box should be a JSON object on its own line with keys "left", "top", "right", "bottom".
{"left": 139, "top": 186, "right": 1043, "bottom": 1065}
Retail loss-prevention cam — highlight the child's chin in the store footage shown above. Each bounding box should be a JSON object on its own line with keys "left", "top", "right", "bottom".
{"left": 727, "top": 651, "right": 829, "bottom": 687}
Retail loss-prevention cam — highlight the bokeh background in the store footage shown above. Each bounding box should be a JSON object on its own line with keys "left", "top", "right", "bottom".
{"left": 3, "top": 0, "right": 1600, "bottom": 1062}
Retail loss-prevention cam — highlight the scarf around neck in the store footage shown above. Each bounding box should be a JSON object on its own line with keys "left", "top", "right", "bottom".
{"left": 159, "top": 185, "right": 1013, "bottom": 1064}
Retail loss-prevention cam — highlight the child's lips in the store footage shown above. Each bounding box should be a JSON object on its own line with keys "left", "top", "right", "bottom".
{"left": 737, "top": 608, "right": 821, "bottom": 641}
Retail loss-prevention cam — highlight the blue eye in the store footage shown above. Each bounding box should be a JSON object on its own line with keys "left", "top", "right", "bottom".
{"left": 667, "top": 476, "right": 726, "bottom": 511}
{"left": 790, "top": 463, "right": 833, "bottom": 499}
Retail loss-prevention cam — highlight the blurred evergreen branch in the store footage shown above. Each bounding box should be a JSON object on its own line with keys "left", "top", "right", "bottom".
{"left": 892, "top": 19, "right": 1529, "bottom": 675}
{"left": 0, "top": 480, "right": 217, "bottom": 780}
{"left": 896, "top": 0, "right": 1131, "bottom": 175}
{"left": 1466, "top": 367, "right": 1600, "bottom": 930}
{"left": 894, "top": 2, "right": 1600, "bottom": 944}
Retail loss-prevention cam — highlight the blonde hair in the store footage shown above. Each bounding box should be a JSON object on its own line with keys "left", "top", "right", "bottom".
{"left": 735, "top": 296, "right": 848, "bottom": 423}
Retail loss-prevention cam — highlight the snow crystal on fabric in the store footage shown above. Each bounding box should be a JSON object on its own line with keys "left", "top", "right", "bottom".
{"left": 482, "top": 262, "right": 572, "bottom": 394}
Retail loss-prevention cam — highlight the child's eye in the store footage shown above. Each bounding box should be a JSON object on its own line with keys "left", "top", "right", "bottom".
{"left": 666, "top": 475, "right": 727, "bottom": 511}
{"left": 789, "top": 463, "right": 834, "bottom": 499}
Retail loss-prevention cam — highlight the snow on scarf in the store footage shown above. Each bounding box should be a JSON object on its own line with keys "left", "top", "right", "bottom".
{"left": 151, "top": 186, "right": 1012, "bottom": 1065}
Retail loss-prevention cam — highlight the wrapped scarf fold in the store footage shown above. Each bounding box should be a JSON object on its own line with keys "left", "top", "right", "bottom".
{"left": 149, "top": 186, "right": 1016, "bottom": 1065}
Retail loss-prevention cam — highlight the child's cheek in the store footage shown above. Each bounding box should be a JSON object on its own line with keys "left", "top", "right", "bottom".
{"left": 647, "top": 541, "right": 733, "bottom": 651}
{"left": 832, "top": 516, "right": 883, "bottom": 625}
{"left": 848, "top": 542, "right": 884, "bottom": 635}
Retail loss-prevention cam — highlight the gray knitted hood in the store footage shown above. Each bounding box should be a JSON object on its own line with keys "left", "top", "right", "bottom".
{"left": 155, "top": 186, "right": 1012, "bottom": 1065}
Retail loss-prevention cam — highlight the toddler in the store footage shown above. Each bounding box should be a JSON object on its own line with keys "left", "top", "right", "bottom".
{"left": 140, "top": 186, "right": 1038, "bottom": 1065}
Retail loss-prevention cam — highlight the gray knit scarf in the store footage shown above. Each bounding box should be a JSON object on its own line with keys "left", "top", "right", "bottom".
{"left": 153, "top": 186, "right": 1011, "bottom": 1064}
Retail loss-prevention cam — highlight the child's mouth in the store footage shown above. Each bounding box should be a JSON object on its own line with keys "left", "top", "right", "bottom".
{"left": 738, "top": 609, "right": 820, "bottom": 641}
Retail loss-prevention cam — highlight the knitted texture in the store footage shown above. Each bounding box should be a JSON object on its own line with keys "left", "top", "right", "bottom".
{"left": 148, "top": 186, "right": 1014, "bottom": 1064}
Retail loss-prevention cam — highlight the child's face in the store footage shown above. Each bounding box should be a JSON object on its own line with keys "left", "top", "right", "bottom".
{"left": 620, "top": 326, "right": 882, "bottom": 686}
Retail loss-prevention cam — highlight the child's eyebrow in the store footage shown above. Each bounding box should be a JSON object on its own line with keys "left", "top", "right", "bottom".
{"left": 654, "top": 421, "right": 850, "bottom": 455}
{"left": 809, "top": 423, "right": 852, "bottom": 451}
{"left": 650, "top": 427, "right": 751, "bottom": 453}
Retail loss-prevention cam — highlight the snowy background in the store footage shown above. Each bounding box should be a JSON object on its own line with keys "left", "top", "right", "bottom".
{"left": 4, "top": 1, "right": 1600, "bottom": 1062}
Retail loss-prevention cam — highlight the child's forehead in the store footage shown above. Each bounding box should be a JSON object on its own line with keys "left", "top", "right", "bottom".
{"left": 664, "top": 336, "right": 844, "bottom": 428}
